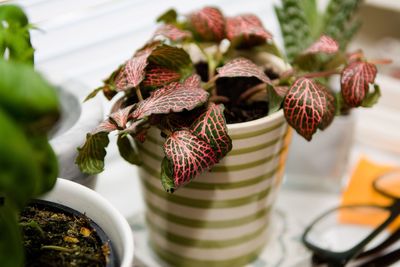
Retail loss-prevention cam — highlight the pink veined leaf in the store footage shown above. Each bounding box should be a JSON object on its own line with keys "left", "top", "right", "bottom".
{"left": 132, "top": 81, "right": 209, "bottom": 120}
{"left": 318, "top": 85, "right": 336, "bottom": 130}
{"left": 189, "top": 6, "right": 226, "bottom": 42}
{"left": 114, "top": 49, "right": 152, "bottom": 91}
{"left": 142, "top": 65, "right": 181, "bottom": 87}
{"left": 283, "top": 78, "right": 328, "bottom": 141}
{"left": 147, "top": 44, "right": 192, "bottom": 74}
{"left": 217, "top": 57, "right": 271, "bottom": 84}
{"left": 92, "top": 119, "right": 118, "bottom": 134}
{"left": 119, "top": 119, "right": 149, "bottom": 142}
{"left": 153, "top": 24, "right": 192, "bottom": 42}
{"left": 226, "top": 14, "right": 272, "bottom": 48}
{"left": 304, "top": 35, "right": 339, "bottom": 54}
{"left": 341, "top": 61, "right": 377, "bottom": 107}
{"left": 163, "top": 130, "right": 217, "bottom": 188}
{"left": 183, "top": 74, "right": 202, "bottom": 88}
{"left": 190, "top": 103, "right": 232, "bottom": 160}
{"left": 109, "top": 105, "right": 135, "bottom": 129}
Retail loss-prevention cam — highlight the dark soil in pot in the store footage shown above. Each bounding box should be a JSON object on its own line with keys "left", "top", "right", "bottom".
{"left": 20, "top": 200, "right": 119, "bottom": 267}
{"left": 195, "top": 61, "right": 280, "bottom": 124}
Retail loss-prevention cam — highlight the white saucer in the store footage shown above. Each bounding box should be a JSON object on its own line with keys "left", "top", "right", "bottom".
{"left": 128, "top": 209, "right": 311, "bottom": 267}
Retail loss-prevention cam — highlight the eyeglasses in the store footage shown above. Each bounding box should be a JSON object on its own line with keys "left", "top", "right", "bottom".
{"left": 302, "top": 170, "right": 400, "bottom": 267}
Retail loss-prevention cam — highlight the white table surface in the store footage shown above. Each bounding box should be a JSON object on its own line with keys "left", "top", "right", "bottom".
{"left": 7, "top": 0, "right": 400, "bottom": 265}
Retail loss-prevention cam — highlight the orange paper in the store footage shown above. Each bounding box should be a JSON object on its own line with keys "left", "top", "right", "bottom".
{"left": 340, "top": 157, "right": 399, "bottom": 230}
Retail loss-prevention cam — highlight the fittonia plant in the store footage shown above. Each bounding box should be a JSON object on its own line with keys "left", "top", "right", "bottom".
{"left": 77, "top": 3, "right": 387, "bottom": 193}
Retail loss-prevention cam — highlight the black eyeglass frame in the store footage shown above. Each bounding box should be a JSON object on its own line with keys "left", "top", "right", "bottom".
{"left": 301, "top": 171, "right": 400, "bottom": 267}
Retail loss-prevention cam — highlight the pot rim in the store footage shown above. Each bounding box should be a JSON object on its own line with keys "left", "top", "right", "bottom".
{"left": 227, "top": 109, "right": 284, "bottom": 131}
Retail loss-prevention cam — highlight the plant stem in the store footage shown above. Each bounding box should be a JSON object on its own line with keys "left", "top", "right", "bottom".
{"left": 203, "top": 75, "right": 219, "bottom": 91}
{"left": 41, "top": 245, "right": 76, "bottom": 253}
{"left": 238, "top": 84, "right": 266, "bottom": 102}
{"left": 368, "top": 59, "right": 392, "bottom": 65}
{"left": 135, "top": 86, "right": 143, "bottom": 101}
{"left": 209, "top": 95, "right": 230, "bottom": 103}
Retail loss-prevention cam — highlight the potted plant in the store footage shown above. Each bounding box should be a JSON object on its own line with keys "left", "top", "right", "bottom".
{"left": 77, "top": 2, "right": 384, "bottom": 266}
{"left": 0, "top": 5, "right": 133, "bottom": 267}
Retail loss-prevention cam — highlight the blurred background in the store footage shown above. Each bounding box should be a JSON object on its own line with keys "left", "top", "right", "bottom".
{"left": 2, "top": 0, "right": 400, "bottom": 265}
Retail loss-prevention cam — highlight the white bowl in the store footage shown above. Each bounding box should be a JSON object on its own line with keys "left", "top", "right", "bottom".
{"left": 40, "top": 178, "right": 134, "bottom": 267}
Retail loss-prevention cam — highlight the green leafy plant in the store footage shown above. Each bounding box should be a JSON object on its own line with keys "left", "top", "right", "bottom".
{"left": 77, "top": 3, "right": 386, "bottom": 193}
{"left": 0, "top": 5, "right": 60, "bottom": 267}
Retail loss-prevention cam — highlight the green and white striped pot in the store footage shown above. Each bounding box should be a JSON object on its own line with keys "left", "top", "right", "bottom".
{"left": 138, "top": 109, "right": 292, "bottom": 267}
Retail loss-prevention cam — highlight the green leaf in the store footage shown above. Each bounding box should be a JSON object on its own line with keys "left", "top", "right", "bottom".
{"left": 28, "top": 136, "right": 58, "bottom": 196}
{"left": 0, "top": 5, "right": 29, "bottom": 27}
{"left": 0, "top": 5, "right": 34, "bottom": 64}
{"left": 156, "top": 8, "right": 178, "bottom": 24}
{"left": 274, "top": 0, "right": 311, "bottom": 62}
{"left": 84, "top": 86, "right": 103, "bottom": 102}
{"left": 267, "top": 84, "right": 283, "bottom": 115}
{"left": 323, "top": 0, "right": 361, "bottom": 51}
{"left": 0, "top": 108, "right": 41, "bottom": 208}
{"left": 160, "top": 157, "right": 175, "bottom": 193}
{"left": 0, "top": 60, "right": 60, "bottom": 132}
{"left": 76, "top": 132, "right": 110, "bottom": 174}
{"left": 361, "top": 84, "right": 381, "bottom": 108}
{"left": 0, "top": 198, "right": 23, "bottom": 267}
{"left": 117, "top": 135, "right": 141, "bottom": 165}
{"left": 299, "top": 0, "right": 321, "bottom": 39}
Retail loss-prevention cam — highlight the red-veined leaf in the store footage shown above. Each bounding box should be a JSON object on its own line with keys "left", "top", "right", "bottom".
{"left": 119, "top": 118, "right": 148, "bottom": 137}
{"left": 114, "top": 50, "right": 152, "bottom": 91}
{"left": 318, "top": 85, "right": 336, "bottom": 130}
{"left": 183, "top": 74, "right": 202, "bottom": 88}
{"left": 142, "top": 65, "right": 181, "bottom": 87}
{"left": 92, "top": 119, "right": 118, "bottom": 134}
{"left": 283, "top": 78, "right": 327, "bottom": 141}
{"left": 153, "top": 24, "right": 192, "bottom": 42}
{"left": 189, "top": 6, "right": 225, "bottom": 42}
{"left": 148, "top": 44, "right": 192, "bottom": 72}
{"left": 132, "top": 81, "right": 209, "bottom": 120}
{"left": 217, "top": 57, "right": 271, "bottom": 84}
{"left": 109, "top": 104, "right": 135, "bottom": 129}
{"left": 226, "top": 14, "right": 272, "bottom": 48}
{"left": 304, "top": 35, "right": 339, "bottom": 54}
{"left": 163, "top": 130, "right": 217, "bottom": 188}
{"left": 341, "top": 61, "right": 377, "bottom": 107}
{"left": 190, "top": 103, "right": 232, "bottom": 159}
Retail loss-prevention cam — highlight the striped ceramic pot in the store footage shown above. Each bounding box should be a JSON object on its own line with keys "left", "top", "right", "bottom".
{"left": 138, "top": 109, "right": 292, "bottom": 267}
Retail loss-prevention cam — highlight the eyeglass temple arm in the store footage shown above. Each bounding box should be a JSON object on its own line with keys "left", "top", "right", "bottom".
{"left": 356, "top": 247, "right": 400, "bottom": 267}
{"left": 357, "top": 227, "right": 400, "bottom": 258}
